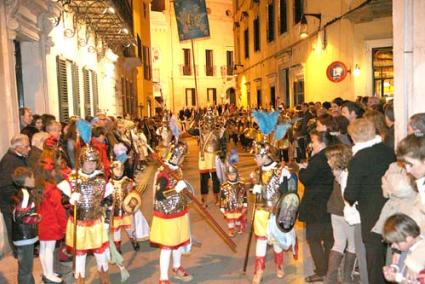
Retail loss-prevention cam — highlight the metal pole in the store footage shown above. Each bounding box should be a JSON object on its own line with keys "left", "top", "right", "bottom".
{"left": 191, "top": 39, "right": 199, "bottom": 108}
{"left": 169, "top": 0, "right": 176, "bottom": 113}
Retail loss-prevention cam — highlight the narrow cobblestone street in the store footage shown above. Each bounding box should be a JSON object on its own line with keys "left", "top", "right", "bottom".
{"left": 0, "top": 137, "right": 314, "bottom": 283}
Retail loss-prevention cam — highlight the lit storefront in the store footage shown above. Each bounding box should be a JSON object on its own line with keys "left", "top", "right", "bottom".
{"left": 233, "top": 0, "right": 393, "bottom": 109}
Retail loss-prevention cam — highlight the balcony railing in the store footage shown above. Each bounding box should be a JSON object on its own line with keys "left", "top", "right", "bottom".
{"left": 183, "top": 65, "right": 192, "bottom": 76}
{"left": 221, "top": 65, "right": 234, "bottom": 76}
{"left": 179, "top": 64, "right": 200, "bottom": 76}
{"left": 206, "top": 65, "right": 215, "bottom": 76}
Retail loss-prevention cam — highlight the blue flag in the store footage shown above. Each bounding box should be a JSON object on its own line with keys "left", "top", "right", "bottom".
{"left": 174, "top": 0, "right": 210, "bottom": 41}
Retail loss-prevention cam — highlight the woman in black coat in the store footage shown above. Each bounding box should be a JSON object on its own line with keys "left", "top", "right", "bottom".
{"left": 299, "top": 130, "right": 338, "bottom": 282}
{"left": 344, "top": 118, "right": 396, "bottom": 284}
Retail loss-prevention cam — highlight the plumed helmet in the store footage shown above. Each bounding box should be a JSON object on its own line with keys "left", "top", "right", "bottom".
{"left": 226, "top": 164, "right": 239, "bottom": 178}
{"left": 253, "top": 141, "right": 277, "bottom": 163}
{"left": 111, "top": 160, "right": 124, "bottom": 172}
{"left": 79, "top": 146, "right": 100, "bottom": 166}
{"left": 164, "top": 141, "right": 188, "bottom": 166}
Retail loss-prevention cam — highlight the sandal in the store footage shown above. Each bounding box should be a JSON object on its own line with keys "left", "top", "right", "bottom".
{"left": 305, "top": 274, "right": 324, "bottom": 282}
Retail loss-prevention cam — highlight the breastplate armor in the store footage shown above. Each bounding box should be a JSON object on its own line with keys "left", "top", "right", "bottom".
{"left": 69, "top": 172, "right": 106, "bottom": 221}
{"left": 259, "top": 167, "right": 282, "bottom": 209}
{"left": 111, "top": 177, "right": 133, "bottom": 217}
{"left": 221, "top": 182, "right": 246, "bottom": 211}
{"left": 201, "top": 130, "right": 218, "bottom": 153}
{"left": 154, "top": 170, "right": 188, "bottom": 215}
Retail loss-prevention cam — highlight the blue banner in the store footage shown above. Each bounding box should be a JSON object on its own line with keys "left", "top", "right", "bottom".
{"left": 173, "top": 0, "right": 210, "bottom": 41}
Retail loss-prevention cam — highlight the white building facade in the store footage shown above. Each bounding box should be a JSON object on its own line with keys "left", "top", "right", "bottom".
{"left": 0, "top": 0, "right": 138, "bottom": 155}
{"left": 150, "top": 0, "right": 236, "bottom": 113}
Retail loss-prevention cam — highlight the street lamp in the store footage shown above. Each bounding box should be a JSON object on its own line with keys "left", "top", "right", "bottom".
{"left": 299, "top": 13, "right": 321, "bottom": 39}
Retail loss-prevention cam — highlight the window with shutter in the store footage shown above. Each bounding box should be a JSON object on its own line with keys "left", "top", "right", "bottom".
{"left": 83, "top": 68, "right": 92, "bottom": 117}
{"left": 91, "top": 71, "right": 99, "bottom": 114}
{"left": 56, "top": 56, "right": 69, "bottom": 122}
{"left": 71, "top": 63, "right": 80, "bottom": 117}
{"left": 122, "top": 77, "right": 127, "bottom": 114}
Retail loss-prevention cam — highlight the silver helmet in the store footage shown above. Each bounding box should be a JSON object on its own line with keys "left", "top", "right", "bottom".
{"left": 79, "top": 146, "right": 100, "bottom": 167}
{"left": 226, "top": 164, "right": 239, "bottom": 180}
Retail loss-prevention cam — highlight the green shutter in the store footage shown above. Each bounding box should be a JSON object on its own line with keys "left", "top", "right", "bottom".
{"left": 83, "top": 68, "right": 91, "bottom": 117}
{"left": 71, "top": 63, "right": 80, "bottom": 117}
{"left": 56, "top": 56, "right": 69, "bottom": 122}
{"left": 91, "top": 71, "right": 99, "bottom": 114}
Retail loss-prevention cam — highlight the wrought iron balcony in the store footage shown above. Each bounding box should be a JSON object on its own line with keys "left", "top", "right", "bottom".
{"left": 63, "top": 0, "right": 135, "bottom": 50}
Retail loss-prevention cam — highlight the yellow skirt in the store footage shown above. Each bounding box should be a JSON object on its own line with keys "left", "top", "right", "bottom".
{"left": 199, "top": 152, "right": 216, "bottom": 172}
{"left": 150, "top": 209, "right": 190, "bottom": 249}
{"left": 111, "top": 214, "right": 132, "bottom": 230}
{"left": 254, "top": 209, "right": 270, "bottom": 238}
{"left": 65, "top": 217, "right": 108, "bottom": 254}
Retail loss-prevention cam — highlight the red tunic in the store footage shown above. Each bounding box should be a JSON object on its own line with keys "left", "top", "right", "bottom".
{"left": 37, "top": 182, "right": 67, "bottom": 241}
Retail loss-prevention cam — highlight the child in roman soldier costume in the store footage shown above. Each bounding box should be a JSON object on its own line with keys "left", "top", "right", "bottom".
{"left": 150, "top": 141, "right": 193, "bottom": 284}
{"left": 108, "top": 160, "right": 149, "bottom": 253}
{"left": 250, "top": 142, "right": 299, "bottom": 284}
{"left": 57, "top": 146, "right": 112, "bottom": 284}
{"left": 247, "top": 110, "right": 299, "bottom": 284}
{"left": 219, "top": 162, "right": 248, "bottom": 238}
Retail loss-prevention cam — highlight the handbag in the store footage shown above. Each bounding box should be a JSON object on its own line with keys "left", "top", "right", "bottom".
{"left": 343, "top": 201, "right": 361, "bottom": 225}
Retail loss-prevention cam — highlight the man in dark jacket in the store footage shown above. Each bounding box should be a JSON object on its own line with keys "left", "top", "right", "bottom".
{"left": 0, "top": 134, "right": 30, "bottom": 255}
{"left": 19, "top": 107, "right": 38, "bottom": 143}
{"left": 299, "top": 131, "right": 335, "bottom": 282}
{"left": 344, "top": 118, "right": 396, "bottom": 284}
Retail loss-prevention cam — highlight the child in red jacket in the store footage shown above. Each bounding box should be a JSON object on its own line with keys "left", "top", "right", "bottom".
{"left": 34, "top": 150, "right": 67, "bottom": 283}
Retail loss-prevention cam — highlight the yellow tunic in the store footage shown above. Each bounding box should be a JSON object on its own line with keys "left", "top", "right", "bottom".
{"left": 111, "top": 214, "right": 132, "bottom": 230}
{"left": 199, "top": 152, "right": 216, "bottom": 173}
{"left": 65, "top": 217, "right": 109, "bottom": 254}
{"left": 254, "top": 209, "right": 271, "bottom": 238}
{"left": 150, "top": 209, "right": 190, "bottom": 249}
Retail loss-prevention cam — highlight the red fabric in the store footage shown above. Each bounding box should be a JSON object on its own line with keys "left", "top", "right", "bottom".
{"left": 91, "top": 138, "right": 111, "bottom": 179}
{"left": 153, "top": 208, "right": 188, "bottom": 219}
{"left": 66, "top": 240, "right": 109, "bottom": 255}
{"left": 156, "top": 171, "right": 171, "bottom": 188}
{"left": 255, "top": 256, "right": 266, "bottom": 271}
{"left": 274, "top": 251, "right": 284, "bottom": 268}
{"left": 37, "top": 182, "right": 67, "bottom": 240}
{"left": 150, "top": 239, "right": 190, "bottom": 250}
{"left": 419, "top": 269, "right": 425, "bottom": 284}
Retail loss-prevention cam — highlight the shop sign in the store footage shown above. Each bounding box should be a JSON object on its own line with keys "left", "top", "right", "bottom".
{"left": 326, "top": 61, "right": 348, "bottom": 83}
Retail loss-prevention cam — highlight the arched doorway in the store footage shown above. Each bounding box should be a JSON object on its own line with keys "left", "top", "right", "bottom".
{"left": 226, "top": 87, "right": 236, "bottom": 105}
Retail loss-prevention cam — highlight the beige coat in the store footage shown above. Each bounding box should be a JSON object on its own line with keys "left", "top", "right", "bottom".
{"left": 372, "top": 162, "right": 418, "bottom": 235}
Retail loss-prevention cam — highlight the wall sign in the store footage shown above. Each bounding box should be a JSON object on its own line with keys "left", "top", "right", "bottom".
{"left": 326, "top": 61, "right": 348, "bottom": 83}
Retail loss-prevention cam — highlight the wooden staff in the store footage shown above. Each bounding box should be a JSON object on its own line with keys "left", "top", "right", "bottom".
{"left": 243, "top": 165, "right": 264, "bottom": 273}
{"left": 72, "top": 132, "right": 81, "bottom": 271}
{"left": 242, "top": 194, "right": 258, "bottom": 273}
{"left": 146, "top": 144, "right": 237, "bottom": 253}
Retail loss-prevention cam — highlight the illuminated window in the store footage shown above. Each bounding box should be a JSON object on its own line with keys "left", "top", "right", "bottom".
{"left": 372, "top": 47, "right": 393, "bottom": 98}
